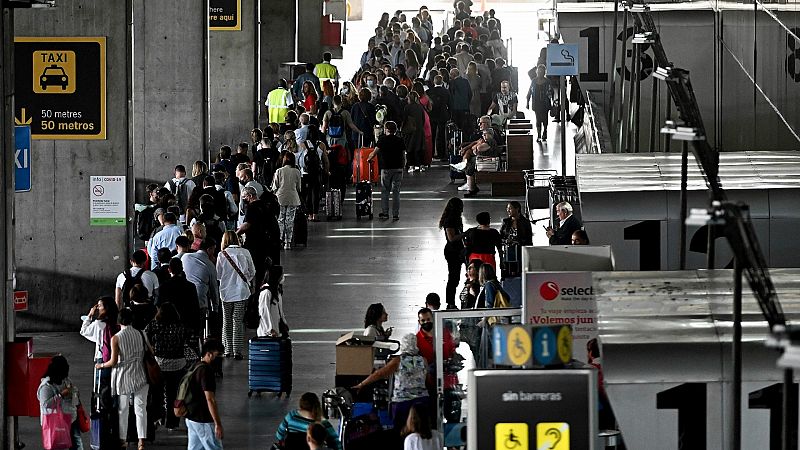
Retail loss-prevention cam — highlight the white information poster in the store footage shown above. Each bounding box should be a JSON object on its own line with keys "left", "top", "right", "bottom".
{"left": 524, "top": 271, "right": 597, "bottom": 362}
{"left": 90, "top": 175, "right": 126, "bottom": 226}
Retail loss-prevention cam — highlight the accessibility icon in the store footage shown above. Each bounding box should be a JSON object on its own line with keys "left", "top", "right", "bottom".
{"left": 495, "top": 422, "right": 528, "bottom": 450}
{"left": 507, "top": 326, "right": 532, "bottom": 366}
{"left": 536, "top": 422, "right": 570, "bottom": 450}
{"left": 32, "top": 50, "right": 76, "bottom": 94}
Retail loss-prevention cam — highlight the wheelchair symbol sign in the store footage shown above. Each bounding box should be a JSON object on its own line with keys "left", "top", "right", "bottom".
{"left": 495, "top": 422, "right": 528, "bottom": 450}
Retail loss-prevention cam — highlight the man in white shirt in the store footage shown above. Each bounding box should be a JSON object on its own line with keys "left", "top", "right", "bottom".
{"left": 115, "top": 250, "right": 160, "bottom": 308}
{"left": 293, "top": 113, "right": 312, "bottom": 144}
{"left": 164, "top": 165, "right": 196, "bottom": 222}
{"left": 148, "top": 212, "right": 184, "bottom": 267}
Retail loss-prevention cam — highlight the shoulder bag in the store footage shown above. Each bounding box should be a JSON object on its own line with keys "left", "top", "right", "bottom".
{"left": 139, "top": 330, "right": 163, "bottom": 385}
{"left": 222, "top": 250, "right": 252, "bottom": 293}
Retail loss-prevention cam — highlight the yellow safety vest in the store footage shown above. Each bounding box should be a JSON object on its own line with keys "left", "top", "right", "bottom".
{"left": 267, "top": 88, "right": 290, "bottom": 124}
{"left": 315, "top": 62, "right": 337, "bottom": 82}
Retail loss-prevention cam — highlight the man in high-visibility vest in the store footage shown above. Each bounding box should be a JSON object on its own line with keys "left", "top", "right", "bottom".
{"left": 265, "top": 79, "right": 293, "bottom": 124}
{"left": 314, "top": 52, "right": 340, "bottom": 90}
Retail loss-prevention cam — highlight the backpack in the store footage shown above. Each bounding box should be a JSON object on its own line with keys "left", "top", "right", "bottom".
{"left": 201, "top": 215, "right": 223, "bottom": 246}
{"left": 121, "top": 268, "right": 147, "bottom": 307}
{"left": 135, "top": 205, "right": 156, "bottom": 241}
{"left": 330, "top": 144, "right": 349, "bottom": 167}
{"left": 211, "top": 188, "right": 229, "bottom": 221}
{"left": 304, "top": 141, "right": 322, "bottom": 177}
{"left": 173, "top": 362, "right": 206, "bottom": 417}
{"left": 244, "top": 286, "right": 268, "bottom": 330}
{"left": 327, "top": 111, "right": 344, "bottom": 138}
{"left": 168, "top": 178, "right": 190, "bottom": 213}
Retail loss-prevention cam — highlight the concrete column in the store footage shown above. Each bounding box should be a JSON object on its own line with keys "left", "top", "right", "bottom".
{"left": 14, "top": 0, "right": 130, "bottom": 331}
{"left": 209, "top": 0, "right": 258, "bottom": 150}
{"left": 1, "top": 6, "right": 14, "bottom": 447}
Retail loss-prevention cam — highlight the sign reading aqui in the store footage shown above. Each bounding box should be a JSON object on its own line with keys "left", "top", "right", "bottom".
{"left": 209, "top": 0, "right": 241, "bottom": 30}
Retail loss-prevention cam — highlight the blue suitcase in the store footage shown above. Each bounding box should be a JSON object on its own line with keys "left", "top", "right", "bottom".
{"left": 248, "top": 336, "right": 292, "bottom": 397}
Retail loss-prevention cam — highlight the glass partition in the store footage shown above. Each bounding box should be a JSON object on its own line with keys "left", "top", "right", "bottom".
{"left": 433, "top": 308, "right": 523, "bottom": 447}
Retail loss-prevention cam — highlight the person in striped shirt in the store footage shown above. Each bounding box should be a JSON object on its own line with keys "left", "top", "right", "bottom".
{"left": 274, "top": 392, "right": 342, "bottom": 450}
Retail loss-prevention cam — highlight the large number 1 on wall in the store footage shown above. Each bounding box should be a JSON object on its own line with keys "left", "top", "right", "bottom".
{"left": 579, "top": 27, "right": 609, "bottom": 82}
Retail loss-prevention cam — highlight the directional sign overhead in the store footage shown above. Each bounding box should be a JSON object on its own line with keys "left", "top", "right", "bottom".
{"left": 14, "top": 37, "right": 106, "bottom": 140}
{"left": 14, "top": 126, "right": 31, "bottom": 192}
{"left": 546, "top": 43, "right": 580, "bottom": 76}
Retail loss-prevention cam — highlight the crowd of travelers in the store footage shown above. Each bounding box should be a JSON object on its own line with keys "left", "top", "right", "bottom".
{"left": 36, "top": 3, "right": 594, "bottom": 450}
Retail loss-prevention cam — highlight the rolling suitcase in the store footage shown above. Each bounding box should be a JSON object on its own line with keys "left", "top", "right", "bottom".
{"left": 325, "top": 189, "right": 342, "bottom": 221}
{"left": 292, "top": 205, "right": 308, "bottom": 247}
{"left": 355, "top": 180, "right": 373, "bottom": 220}
{"left": 353, "top": 138, "right": 379, "bottom": 184}
{"left": 447, "top": 122, "right": 465, "bottom": 183}
{"left": 248, "top": 336, "right": 292, "bottom": 398}
{"left": 90, "top": 366, "right": 117, "bottom": 450}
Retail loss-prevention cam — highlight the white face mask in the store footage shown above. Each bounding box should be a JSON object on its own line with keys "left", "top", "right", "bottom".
{"left": 341, "top": 86, "right": 350, "bottom": 94}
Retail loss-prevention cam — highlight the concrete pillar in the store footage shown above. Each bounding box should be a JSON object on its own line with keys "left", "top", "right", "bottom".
{"left": 14, "top": 0, "right": 131, "bottom": 331}
{"left": 209, "top": 0, "right": 259, "bottom": 150}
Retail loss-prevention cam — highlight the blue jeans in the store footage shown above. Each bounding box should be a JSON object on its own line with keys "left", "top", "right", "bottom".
{"left": 380, "top": 169, "right": 403, "bottom": 216}
{"left": 187, "top": 419, "right": 223, "bottom": 450}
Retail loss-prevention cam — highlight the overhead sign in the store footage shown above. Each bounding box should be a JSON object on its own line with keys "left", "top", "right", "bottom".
{"left": 209, "top": 0, "right": 241, "bottom": 30}
{"left": 524, "top": 272, "right": 597, "bottom": 362}
{"left": 468, "top": 369, "right": 597, "bottom": 450}
{"left": 90, "top": 176, "right": 125, "bottom": 226}
{"left": 13, "top": 291, "right": 28, "bottom": 312}
{"left": 14, "top": 126, "right": 31, "bottom": 192}
{"left": 14, "top": 37, "right": 106, "bottom": 140}
{"left": 547, "top": 43, "right": 580, "bottom": 76}
{"left": 493, "top": 324, "right": 573, "bottom": 367}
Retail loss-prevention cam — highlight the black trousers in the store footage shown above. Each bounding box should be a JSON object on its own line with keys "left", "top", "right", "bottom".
{"left": 302, "top": 174, "right": 321, "bottom": 215}
{"left": 431, "top": 118, "right": 448, "bottom": 159}
{"left": 446, "top": 256, "right": 463, "bottom": 308}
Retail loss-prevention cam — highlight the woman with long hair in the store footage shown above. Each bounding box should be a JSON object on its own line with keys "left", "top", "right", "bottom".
{"left": 271, "top": 151, "right": 303, "bottom": 249}
{"left": 80, "top": 296, "right": 120, "bottom": 387}
{"left": 439, "top": 198, "right": 465, "bottom": 309}
{"left": 394, "top": 63, "right": 413, "bottom": 90}
{"left": 38, "top": 355, "right": 82, "bottom": 450}
{"left": 95, "top": 308, "right": 151, "bottom": 450}
{"left": 412, "top": 82, "right": 434, "bottom": 168}
{"left": 362, "top": 303, "right": 393, "bottom": 341}
{"left": 402, "top": 405, "right": 442, "bottom": 450}
{"left": 405, "top": 49, "right": 421, "bottom": 79}
{"left": 216, "top": 231, "right": 256, "bottom": 359}
{"left": 144, "top": 303, "right": 187, "bottom": 430}
{"left": 274, "top": 392, "right": 342, "bottom": 450}
{"left": 320, "top": 80, "right": 335, "bottom": 115}
{"left": 402, "top": 90, "right": 426, "bottom": 172}
{"left": 499, "top": 200, "right": 533, "bottom": 279}
{"left": 339, "top": 81, "right": 359, "bottom": 110}
{"left": 302, "top": 80, "right": 319, "bottom": 115}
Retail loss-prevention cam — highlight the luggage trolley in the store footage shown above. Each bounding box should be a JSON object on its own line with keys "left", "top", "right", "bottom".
{"left": 523, "top": 169, "right": 557, "bottom": 219}
{"left": 548, "top": 175, "right": 582, "bottom": 225}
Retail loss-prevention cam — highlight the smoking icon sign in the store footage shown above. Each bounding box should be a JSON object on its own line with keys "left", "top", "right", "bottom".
{"left": 546, "top": 44, "right": 580, "bottom": 76}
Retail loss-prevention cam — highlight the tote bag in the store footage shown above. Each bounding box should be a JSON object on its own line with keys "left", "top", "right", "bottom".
{"left": 42, "top": 396, "right": 72, "bottom": 450}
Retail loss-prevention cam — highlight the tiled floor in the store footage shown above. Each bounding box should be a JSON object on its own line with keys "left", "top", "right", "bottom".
{"left": 19, "top": 159, "right": 577, "bottom": 448}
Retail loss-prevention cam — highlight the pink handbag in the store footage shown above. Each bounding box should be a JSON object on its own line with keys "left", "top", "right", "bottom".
{"left": 41, "top": 396, "right": 72, "bottom": 450}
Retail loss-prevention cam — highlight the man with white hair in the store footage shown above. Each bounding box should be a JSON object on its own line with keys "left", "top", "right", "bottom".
{"left": 546, "top": 202, "right": 582, "bottom": 245}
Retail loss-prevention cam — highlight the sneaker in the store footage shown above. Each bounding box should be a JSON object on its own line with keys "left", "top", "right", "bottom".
{"left": 407, "top": 167, "right": 416, "bottom": 173}
{"left": 457, "top": 182, "right": 470, "bottom": 191}
{"left": 378, "top": 213, "right": 389, "bottom": 219}
{"left": 284, "top": 243, "right": 292, "bottom": 250}
{"left": 419, "top": 166, "right": 427, "bottom": 172}
{"left": 450, "top": 161, "right": 467, "bottom": 172}
{"left": 392, "top": 216, "right": 400, "bottom": 221}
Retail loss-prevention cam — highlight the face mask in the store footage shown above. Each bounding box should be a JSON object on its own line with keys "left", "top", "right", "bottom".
{"left": 341, "top": 86, "right": 350, "bottom": 94}
{"left": 421, "top": 322, "right": 434, "bottom": 332}
{"left": 367, "top": 80, "right": 376, "bottom": 87}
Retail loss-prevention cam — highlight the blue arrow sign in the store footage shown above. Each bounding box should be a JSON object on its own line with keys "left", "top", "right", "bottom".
{"left": 14, "top": 126, "right": 31, "bottom": 192}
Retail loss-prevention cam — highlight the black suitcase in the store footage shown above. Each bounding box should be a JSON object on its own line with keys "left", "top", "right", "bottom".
{"left": 90, "top": 366, "right": 118, "bottom": 450}
{"left": 292, "top": 205, "right": 308, "bottom": 247}
{"left": 355, "top": 181, "right": 373, "bottom": 219}
{"left": 448, "top": 123, "right": 465, "bottom": 183}
{"left": 325, "top": 189, "right": 342, "bottom": 221}
{"left": 248, "top": 336, "right": 292, "bottom": 397}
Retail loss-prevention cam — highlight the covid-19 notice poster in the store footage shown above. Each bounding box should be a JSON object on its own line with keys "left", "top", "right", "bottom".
{"left": 524, "top": 272, "right": 597, "bottom": 362}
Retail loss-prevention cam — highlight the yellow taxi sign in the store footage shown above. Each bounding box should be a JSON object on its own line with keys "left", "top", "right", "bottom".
{"left": 495, "top": 422, "right": 528, "bottom": 450}
{"left": 33, "top": 50, "right": 76, "bottom": 94}
{"left": 507, "top": 326, "right": 532, "bottom": 366}
{"left": 536, "top": 422, "right": 570, "bottom": 450}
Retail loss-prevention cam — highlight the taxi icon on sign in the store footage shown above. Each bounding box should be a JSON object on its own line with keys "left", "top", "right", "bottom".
{"left": 40, "top": 64, "right": 69, "bottom": 91}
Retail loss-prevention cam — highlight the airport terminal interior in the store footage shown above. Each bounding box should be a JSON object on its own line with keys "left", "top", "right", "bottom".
{"left": 3, "top": 0, "right": 800, "bottom": 448}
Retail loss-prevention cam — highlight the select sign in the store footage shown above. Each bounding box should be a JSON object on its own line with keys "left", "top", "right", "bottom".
{"left": 14, "top": 37, "right": 106, "bottom": 139}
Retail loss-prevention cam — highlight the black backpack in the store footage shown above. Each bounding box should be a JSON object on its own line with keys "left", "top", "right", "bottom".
{"left": 121, "top": 268, "right": 147, "bottom": 307}
{"left": 201, "top": 215, "right": 223, "bottom": 246}
{"left": 304, "top": 141, "right": 322, "bottom": 178}
{"left": 211, "top": 189, "right": 229, "bottom": 221}
{"left": 244, "top": 286, "right": 268, "bottom": 330}
{"left": 167, "top": 178, "right": 190, "bottom": 213}
{"left": 135, "top": 205, "right": 156, "bottom": 241}
{"left": 327, "top": 111, "right": 345, "bottom": 138}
